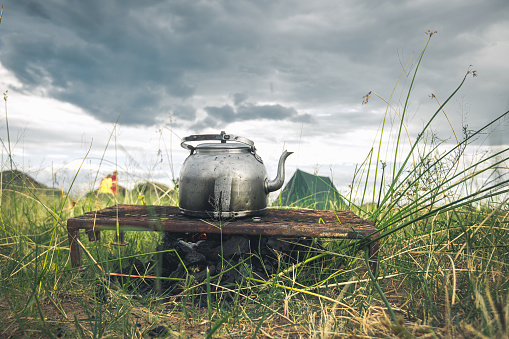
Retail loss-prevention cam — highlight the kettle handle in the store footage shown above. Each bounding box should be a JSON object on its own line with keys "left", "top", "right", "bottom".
{"left": 181, "top": 131, "right": 255, "bottom": 153}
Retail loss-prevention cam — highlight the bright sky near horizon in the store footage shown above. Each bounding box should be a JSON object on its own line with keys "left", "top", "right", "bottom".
{"left": 0, "top": 1, "right": 508, "bottom": 196}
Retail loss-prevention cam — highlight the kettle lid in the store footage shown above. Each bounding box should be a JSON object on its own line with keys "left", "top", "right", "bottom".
{"left": 181, "top": 131, "right": 255, "bottom": 153}
{"left": 195, "top": 142, "right": 251, "bottom": 150}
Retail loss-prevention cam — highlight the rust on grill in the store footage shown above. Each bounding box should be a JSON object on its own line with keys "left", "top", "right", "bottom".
{"left": 67, "top": 204, "right": 379, "bottom": 272}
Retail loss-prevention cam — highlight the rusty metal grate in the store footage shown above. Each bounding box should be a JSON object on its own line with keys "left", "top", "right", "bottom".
{"left": 67, "top": 205, "right": 379, "bottom": 272}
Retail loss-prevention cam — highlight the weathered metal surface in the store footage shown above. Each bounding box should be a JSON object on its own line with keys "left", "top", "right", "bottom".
{"left": 67, "top": 205, "right": 376, "bottom": 238}
{"left": 67, "top": 205, "right": 379, "bottom": 272}
{"left": 178, "top": 131, "right": 292, "bottom": 218}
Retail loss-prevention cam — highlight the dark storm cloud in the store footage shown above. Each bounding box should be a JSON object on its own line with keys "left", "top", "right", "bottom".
{"left": 196, "top": 102, "right": 314, "bottom": 129}
{"left": 1, "top": 0, "right": 509, "bottom": 134}
{"left": 25, "top": 2, "right": 51, "bottom": 20}
{"left": 232, "top": 92, "right": 248, "bottom": 106}
{"left": 238, "top": 104, "right": 314, "bottom": 124}
{"left": 1, "top": 0, "right": 224, "bottom": 125}
{"left": 173, "top": 105, "right": 197, "bottom": 120}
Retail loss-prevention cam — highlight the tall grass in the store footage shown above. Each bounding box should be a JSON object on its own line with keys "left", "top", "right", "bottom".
{"left": 1, "top": 33, "right": 508, "bottom": 337}
{"left": 347, "top": 32, "right": 509, "bottom": 337}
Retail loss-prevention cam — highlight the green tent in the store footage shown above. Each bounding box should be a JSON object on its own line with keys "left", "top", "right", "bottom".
{"left": 275, "top": 169, "right": 345, "bottom": 210}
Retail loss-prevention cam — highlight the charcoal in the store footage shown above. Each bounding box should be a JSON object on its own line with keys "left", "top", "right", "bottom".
{"left": 168, "top": 263, "right": 186, "bottom": 280}
{"left": 195, "top": 240, "right": 219, "bottom": 260}
{"left": 267, "top": 237, "right": 294, "bottom": 252}
{"left": 184, "top": 251, "right": 206, "bottom": 266}
{"left": 192, "top": 266, "right": 210, "bottom": 282}
{"left": 220, "top": 236, "right": 250, "bottom": 258}
{"left": 114, "top": 232, "right": 321, "bottom": 301}
{"left": 177, "top": 239, "right": 197, "bottom": 253}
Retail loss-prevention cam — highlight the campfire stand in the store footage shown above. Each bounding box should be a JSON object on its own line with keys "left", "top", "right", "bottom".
{"left": 67, "top": 205, "right": 379, "bottom": 273}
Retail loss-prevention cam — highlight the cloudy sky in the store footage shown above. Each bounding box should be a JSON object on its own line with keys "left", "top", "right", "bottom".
{"left": 0, "top": 0, "right": 508, "bottom": 195}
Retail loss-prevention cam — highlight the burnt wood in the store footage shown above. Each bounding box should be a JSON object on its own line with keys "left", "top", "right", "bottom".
{"left": 67, "top": 205, "right": 379, "bottom": 272}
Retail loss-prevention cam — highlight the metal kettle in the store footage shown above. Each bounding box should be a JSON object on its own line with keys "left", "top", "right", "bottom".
{"left": 178, "top": 131, "right": 292, "bottom": 218}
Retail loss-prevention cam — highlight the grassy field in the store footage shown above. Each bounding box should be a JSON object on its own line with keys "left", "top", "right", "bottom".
{"left": 1, "top": 35, "right": 509, "bottom": 338}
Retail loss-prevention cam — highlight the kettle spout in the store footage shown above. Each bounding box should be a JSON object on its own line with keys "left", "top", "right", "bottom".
{"left": 265, "top": 150, "right": 293, "bottom": 193}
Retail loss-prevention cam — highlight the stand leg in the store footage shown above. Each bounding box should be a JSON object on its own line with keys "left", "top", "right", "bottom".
{"left": 368, "top": 237, "right": 380, "bottom": 275}
{"left": 68, "top": 228, "right": 86, "bottom": 271}
{"left": 112, "top": 231, "right": 128, "bottom": 246}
